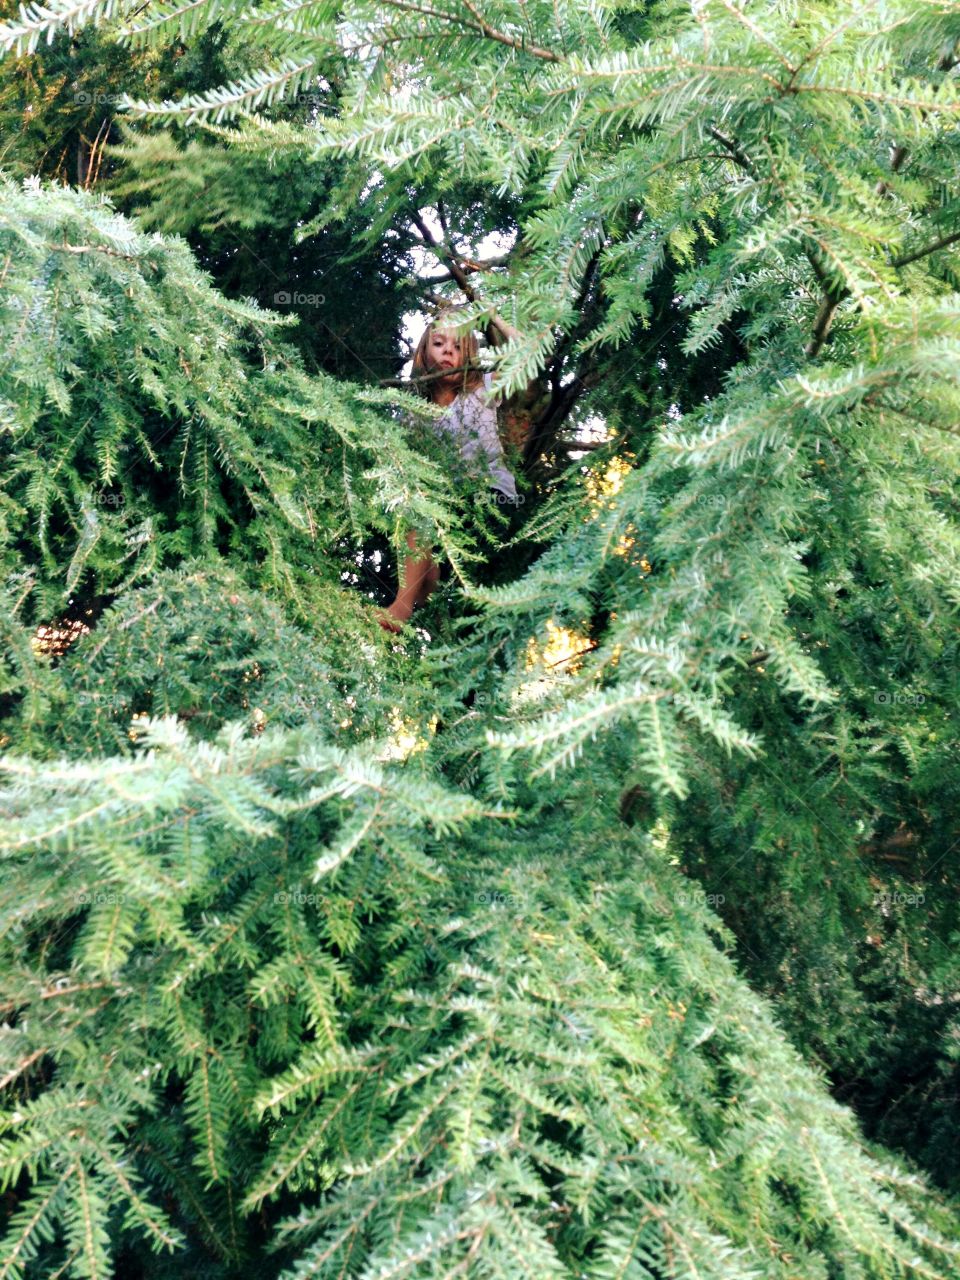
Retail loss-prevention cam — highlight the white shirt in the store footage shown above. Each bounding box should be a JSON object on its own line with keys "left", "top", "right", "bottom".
{"left": 434, "top": 371, "right": 519, "bottom": 501}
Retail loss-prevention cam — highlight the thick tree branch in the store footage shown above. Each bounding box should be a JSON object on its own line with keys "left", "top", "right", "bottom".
{"left": 891, "top": 227, "right": 960, "bottom": 270}
{"left": 427, "top": 248, "right": 516, "bottom": 281}
{"left": 875, "top": 143, "right": 909, "bottom": 196}
{"left": 859, "top": 826, "right": 919, "bottom": 861}
{"left": 804, "top": 285, "right": 847, "bottom": 358}
{"left": 522, "top": 364, "right": 601, "bottom": 472}
{"left": 706, "top": 126, "right": 756, "bottom": 177}
{"left": 436, "top": 198, "right": 450, "bottom": 238}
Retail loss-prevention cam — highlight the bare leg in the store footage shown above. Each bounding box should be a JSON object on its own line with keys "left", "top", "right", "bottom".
{"left": 380, "top": 530, "right": 439, "bottom": 629}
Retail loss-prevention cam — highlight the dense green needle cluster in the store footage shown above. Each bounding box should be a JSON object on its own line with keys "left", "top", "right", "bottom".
{"left": 0, "top": 175, "right": 489, "bottom": 627}
{"left": 1, "top": 0, "right": 960, "bottom": 1275}
{"left": 0, "top": 699, "right": 958, "bottom": 1279}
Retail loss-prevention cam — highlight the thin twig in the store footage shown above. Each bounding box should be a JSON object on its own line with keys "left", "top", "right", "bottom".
{"left": 379, "top": 0, "right": 561, "bottom": 61}
{"left": 407, "top": 207, "right": 517, "bottom": 344}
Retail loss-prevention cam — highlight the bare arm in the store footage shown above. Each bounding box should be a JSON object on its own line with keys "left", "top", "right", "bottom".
{"left": 485, "top": 311, "right": 520, "bottom": 346}
{"left": 484, "top": 311, "right": 542, "bottom": 410}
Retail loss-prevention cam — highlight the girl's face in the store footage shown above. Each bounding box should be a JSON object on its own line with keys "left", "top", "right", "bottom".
{"left": 424, "top": 327, "right": 464, "bottom": 387}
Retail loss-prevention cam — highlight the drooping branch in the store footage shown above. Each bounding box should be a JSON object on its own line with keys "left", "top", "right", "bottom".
{"left": 706, "top": 118, "right": 954, "bottom": 359}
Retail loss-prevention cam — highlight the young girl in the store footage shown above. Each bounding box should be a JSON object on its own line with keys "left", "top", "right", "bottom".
{"left": 378, "top": 314, "right": 535, "bottom": 632}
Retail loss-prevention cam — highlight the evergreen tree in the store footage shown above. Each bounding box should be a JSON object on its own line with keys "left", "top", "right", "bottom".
{"left": 1, "top": 0, "right": 960, "bottom": 1274}
{"left": 0, "top": 175, "right": 492, "bottom": 627}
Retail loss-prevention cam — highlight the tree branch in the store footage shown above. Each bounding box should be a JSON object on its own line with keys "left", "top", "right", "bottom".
{"left": 706, "top": 126, "right": 756, "bottom": 176}
{"left": 51, "top": 241, "right": 147, "bottom": 263}
{"left": 380, "top": 0, "right": 561, "bottom": 62}
{"left": 808, "top": 43, "right": 954, "bottom": 352}
{"left": 804, "top": 285, "right": 847, "bottom": 358}
{"left": 457, "top": 0, "right": 561, "bottom": 62}
{"left": 891, "top": 227, "right": 960, "bottom": 269}
{"left": 378, "top": 360, "right": 481, "bottom": 389}
{"left": 407, "top": 206, "right": 519, "bottom": 345}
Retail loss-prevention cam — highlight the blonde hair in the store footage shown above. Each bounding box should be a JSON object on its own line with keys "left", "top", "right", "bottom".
{"left": 410, "top": 314, "right": 485, "bottom": 402}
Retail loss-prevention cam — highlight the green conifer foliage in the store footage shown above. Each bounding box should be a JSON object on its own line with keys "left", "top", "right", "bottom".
{"left": 1, "top": 695, "right": 959, "bottom": 1278}
{"left": 2, "top": 0, "right": 960, "bottom": 1274}
{"left": 0, "top": 175, "right": 482, "bottom": 627}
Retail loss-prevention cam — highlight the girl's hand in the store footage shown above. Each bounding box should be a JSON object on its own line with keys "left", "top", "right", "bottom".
{"left": 484, "top": 312, "right": 541, "bottom": 411}
{"left": 485, "top": 311, "right": 521, "bottom": 347}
